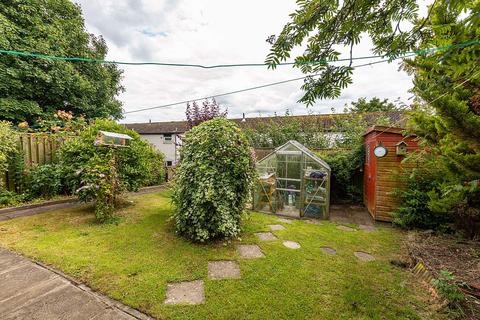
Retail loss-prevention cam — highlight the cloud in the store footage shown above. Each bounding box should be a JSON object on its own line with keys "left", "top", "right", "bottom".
{"left": 74, "top": 0, "right": 414, "bottom": 123}
{"left": 141, "top": 29, "right": 168, "bottom": 37}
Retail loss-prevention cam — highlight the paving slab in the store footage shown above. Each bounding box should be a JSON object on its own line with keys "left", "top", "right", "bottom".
{"left": 320, "top": 247, "right": 337, "bottom": 255}
{"left": 354, "top": 251, "right": 376, "bottom": 262}
{"left": 336, "top": 225, "right": 355, "bottom": 232}
{"left": 255, "top": 232, "right": 278, "bottom": 241}
{"left": 0, "top": 248, "right": 149, "bottom": 319}
{"left": 268, "top": 224, "right": 285, "bottom": 231}
{"left": 305, "top": 219, "right": 322, "bottom": 225}
{"left": 208, "top": 261, "right": 241, "bottom": 280}
{"left": 277, "top": 218, "right": 293, "bottom": 224}
{"left": 329, "top": 204, "right": 374, "bottom": 226}
{"left": 283, "top": 241, "right": 301, "bottom": 249}
{"left": 0, "top": 263, "right": 59, "bottom": 301}
{"left": 0, "top": 249, "right": 28, "bottom": 270}
{"left": 164, "top": 280, "right": 205, "bottom": 305}
{"left": 237, "top": 244, "right": 265, "bottom": 259}
{"left": 5, "top": 285, "right": 108, "bottom": 320}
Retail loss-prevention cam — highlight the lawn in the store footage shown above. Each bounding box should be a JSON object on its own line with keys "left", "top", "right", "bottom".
{"left": 0, "top": 191, "right": 442, "bottom": 319}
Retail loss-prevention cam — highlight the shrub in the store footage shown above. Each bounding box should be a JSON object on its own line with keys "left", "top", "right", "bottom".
{"left": 172, "top": 118, "right": 256, "bottom": 242}
{"left": 322, "top": 147, "right": 364, "bottom": 203}
{"left": 58, "top": 119, "right": 165, "bottom": 221}
{"left": 76, "top": 152, "right": 119, "bottom": 222}
{"left": 25, "top": 163, "right": 63, "bottom": 198}
{"left": 393, "top": 167, "right": 451, "bottom": 230}
{"left": 143, "top": 145, "right": 166, "bottom": 186}
{"left": 0, "top": 190, "right": 29, "bottom": 207}
{"left": 0, "top": 121, "right": 19, "bottom": 189}
{"left": 58, "top": 119, "right": 165, "bottom": 194}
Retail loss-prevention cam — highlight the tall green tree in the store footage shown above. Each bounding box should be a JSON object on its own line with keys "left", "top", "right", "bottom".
{"left": 346, "top": 97, "right": 398, "bottom": 113}
{"left": 405, "top": 2, "right": 480, "bottom": 237}
{"left": 0, "top": 0, "right": 124, "bottom": 125}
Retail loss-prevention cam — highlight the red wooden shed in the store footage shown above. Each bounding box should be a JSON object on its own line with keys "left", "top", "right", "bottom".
{"left": 363, "top": 126, "right": 421, "bottom": 221}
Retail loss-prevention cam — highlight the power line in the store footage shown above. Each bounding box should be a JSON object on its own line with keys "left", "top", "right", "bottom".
{"left": 0, "top": 40, "right": 478, "bottom": 69}
{"left": 124, "top": 54, "right": 416, "bottom": 115}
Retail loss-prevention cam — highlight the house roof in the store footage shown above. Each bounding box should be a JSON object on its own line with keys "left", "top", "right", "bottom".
{"left": 125, "top": 111, "right": 405, "bottom": 134}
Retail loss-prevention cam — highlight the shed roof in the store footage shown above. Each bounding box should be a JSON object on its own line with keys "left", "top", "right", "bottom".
{"left": 363, "top": 125, "right": 405, "bottom": 136}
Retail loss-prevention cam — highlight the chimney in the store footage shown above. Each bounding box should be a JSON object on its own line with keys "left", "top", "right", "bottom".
{"left": 149, "top": 119, "right": 152, "bottom": 124}
{"left": 241, "top": 113, "right": 246, "bottom": 122}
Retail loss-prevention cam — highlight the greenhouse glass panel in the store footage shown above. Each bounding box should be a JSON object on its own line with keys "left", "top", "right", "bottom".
{"left": 252, "top": 140, "right": 331, "bottom": 219}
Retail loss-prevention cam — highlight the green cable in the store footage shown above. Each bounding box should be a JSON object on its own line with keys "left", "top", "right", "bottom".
{"left": 123, "top": 53, "right": 417, "bottom": 115}
{"left": 0, "top": 40, "right": 478, "bottom": 69}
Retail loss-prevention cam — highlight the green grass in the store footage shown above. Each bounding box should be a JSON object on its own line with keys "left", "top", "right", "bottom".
{"left": 0, "top": 191, "right": 441, "bottom": 319}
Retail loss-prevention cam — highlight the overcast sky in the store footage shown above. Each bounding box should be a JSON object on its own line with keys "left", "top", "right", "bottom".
{"left": 74, "top": 0, "right": 415, "bottom": 123}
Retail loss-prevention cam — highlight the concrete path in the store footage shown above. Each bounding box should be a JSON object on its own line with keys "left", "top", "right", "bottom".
{"left": 0, "top": 248, "right": 152, "bottom": 320}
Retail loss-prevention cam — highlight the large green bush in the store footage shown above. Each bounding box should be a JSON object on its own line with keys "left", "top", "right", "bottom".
{"left": 172, "top": 118, "right": 256, "bottom": 242}
{"left": 0, "top": 121, "right": 19, "bottom": 189}
{"left": 322, "top": 147, "right": 364, "bottom": 203}
{"left": 58, "top": 119, "right": 165, "bottom": 221}
{"left": 58, "top": 119, "right": 165, "bottom": 193}
{"left": 25, "top": 164, "right": 63, "bottom": 198}
{"left": 393, "top": 166, "right": 451, "bottom": 230}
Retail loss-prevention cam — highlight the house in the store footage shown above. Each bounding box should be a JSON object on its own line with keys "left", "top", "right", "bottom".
{"left": 125, "top": 112, "right": 404, "bottom": 166}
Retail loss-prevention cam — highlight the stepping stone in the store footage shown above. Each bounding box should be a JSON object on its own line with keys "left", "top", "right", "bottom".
{"left": 208, "top": 261, "right": 241, "bottom": 280}
{"left": 277, "top": 218, "right": 293, "bottom": 224}
{"left": 255, "top": 232, "right": 278, "bottom": 241}
{"left": 268, "top": 224, "right": 285, "bottom": 231}
{"left": 305, "top": 219, "right": 322, "bottom": 225}
{"left": 164, "top": 280, "right": 205, "bottom": 305}
{"left": 283, "top": 240, "right": 301, "bottom": 249}
{"left": 238, "top": 244, "right": 265, "bottom": 259}
{"left": 320, "top": 246, "right": 336, "bottom": 255}
{"left": 359, "top": 224, "right": 376, "bottom": 231}
{"left": 336, "top": 225, "right": 354, "bottom": 231}
{"left": 354, "top": 251, "right": 375, "bottom": 262}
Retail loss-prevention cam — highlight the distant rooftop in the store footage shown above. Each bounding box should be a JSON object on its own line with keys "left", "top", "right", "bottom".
{"left": 124, "top": 111, "right": 405, "bottom": 134}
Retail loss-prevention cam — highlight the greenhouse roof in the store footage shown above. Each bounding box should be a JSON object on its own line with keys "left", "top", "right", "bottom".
{"left": 260, "top": 140, "right": 331, "bottom": 171}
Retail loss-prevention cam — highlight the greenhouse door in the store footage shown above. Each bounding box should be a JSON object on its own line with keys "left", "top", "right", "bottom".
{"left": 275, "top": 150, "right": 302, "bottom": 217}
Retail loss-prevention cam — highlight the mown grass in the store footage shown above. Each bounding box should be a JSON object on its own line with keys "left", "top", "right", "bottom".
{"left": 0, "top": 191, "right": 442, "bottom": 319}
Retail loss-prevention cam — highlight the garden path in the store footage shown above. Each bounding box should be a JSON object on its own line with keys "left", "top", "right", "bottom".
{"left": 0, "top": 248, "right": 152, "bottom": 320}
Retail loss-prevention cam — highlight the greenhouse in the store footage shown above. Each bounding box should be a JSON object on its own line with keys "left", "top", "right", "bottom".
{"left": 253, "top": 140, "right": 331, "bottom": 219}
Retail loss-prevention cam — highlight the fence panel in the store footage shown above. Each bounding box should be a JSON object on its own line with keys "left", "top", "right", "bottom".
{"left": 1, "top": 133, "right": 64, "bottom": 191}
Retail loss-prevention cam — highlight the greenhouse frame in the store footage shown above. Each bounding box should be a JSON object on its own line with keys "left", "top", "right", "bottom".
{"left": 252, "top": 140, "right": 331, "bottom": 219}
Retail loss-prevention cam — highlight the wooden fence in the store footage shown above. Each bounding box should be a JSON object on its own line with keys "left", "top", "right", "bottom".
{"left": 1, "top": 133, "right": 64, "bottom": 191}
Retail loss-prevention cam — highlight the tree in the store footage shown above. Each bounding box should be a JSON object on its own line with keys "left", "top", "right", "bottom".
{"left": 346, "top": 97, "right": 398, "bottom": 113}
{"left": 404, "top": 3, "right": 480, "bottom": 237}
{"left": 185, "top": 98, "right": 227, "bottom": 129}
{"left": 0, "top": 0, "right": 124, "bottom": 125}
{"left": 265, "top": 0, "right": 476, "bottom": 105}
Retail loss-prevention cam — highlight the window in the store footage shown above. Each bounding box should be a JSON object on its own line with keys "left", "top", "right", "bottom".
{"left": 164, "top": 134, "right": 172, "bottom": 144}
{"left": 166, "top": 160, "right": 173, "bottom": 167}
